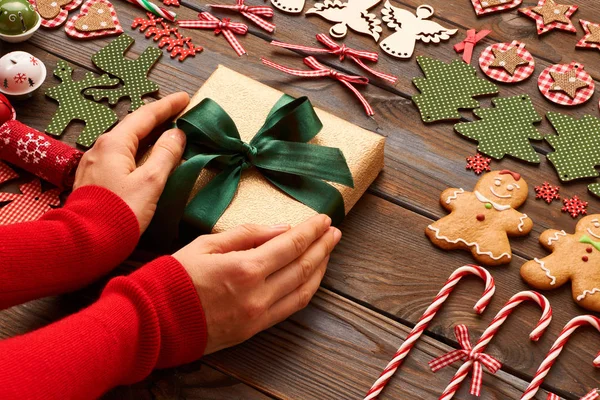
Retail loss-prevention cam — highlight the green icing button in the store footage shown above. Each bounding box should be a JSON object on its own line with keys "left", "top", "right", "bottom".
{"left": 485, "top": 203, "right": 492, "bottom": 209}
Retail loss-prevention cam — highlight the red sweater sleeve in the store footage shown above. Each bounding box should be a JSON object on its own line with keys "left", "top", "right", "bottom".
{"left": 0, "top": 186, "right": 139, "bottom": 309}
{"left": 0, "top": 256, "right": 207, "bottom": 399}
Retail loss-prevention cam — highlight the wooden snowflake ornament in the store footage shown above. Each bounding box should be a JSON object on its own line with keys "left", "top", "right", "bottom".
{"left": 577, "top": 20, "right": 600, "bottom": 52}
{"left": 562, "top": 195, "right": 588, "bottom": 218}
{"left": 466, "top": 153, "right": 491, "bottom": 175}
{"left": 519, "top": 0, "right": 578, "bottom": 35}
{"left": 538, "top": 62, "right": 594, "bottom": 106}
{"left": 380, "top": 3, "right": 457, "bottom": 59}
{"left": 471, "top": 0, "right": 522, "bottom": 16}
{"left": 306, "top": 0, "right": 382, "bottom": 42}
{"left": 534, "top": 182, "right": 560, "bottom": 204}
{"left": 0, "top": 180, "right": 61, "bottom": 225}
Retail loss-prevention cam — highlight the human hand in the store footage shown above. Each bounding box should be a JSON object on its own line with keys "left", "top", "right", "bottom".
{"left": 74, "top": 92, "right": 190, "bottom": 234}
{"left": 173, "top": 214, "right": 342, "bottom": 354}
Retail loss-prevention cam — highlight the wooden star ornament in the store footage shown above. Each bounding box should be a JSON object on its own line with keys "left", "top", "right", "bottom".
{"left": 489, "top": 46, "right": 529, "bottom": 75}
{"left": 549, "top": 70, "right": 589, "bottom": 98}
{"left": 577, "top": 20, "right": 600, "bottom": 51}
{"left": 519, "top": 0, "right": 578, "bottom": 35}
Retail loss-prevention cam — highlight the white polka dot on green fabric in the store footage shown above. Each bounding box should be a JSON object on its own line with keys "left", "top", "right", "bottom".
{"left": 454, "top": 95, "right": 543, "bottom": 163}
{"left": 546, "top": 112, "right": 600, "bottom": 182}
{"left": 588, "top": 183, "right": 600, "bottom": 198}
{"left": 412, "top": 56, "right": 498, "bottom": 123}
{"left": 85, "top": 34, "right": 162, "bottom": 112}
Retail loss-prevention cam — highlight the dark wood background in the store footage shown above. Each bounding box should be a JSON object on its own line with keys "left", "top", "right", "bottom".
{"left": 1, "top": 0, "right": 600, "bottom": 398}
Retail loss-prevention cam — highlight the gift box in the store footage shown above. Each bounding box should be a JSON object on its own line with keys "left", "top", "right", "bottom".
{"left": 146, "top": 65, "right": 384, "bottom": 243}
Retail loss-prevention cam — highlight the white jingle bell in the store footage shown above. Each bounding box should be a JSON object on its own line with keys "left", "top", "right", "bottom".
{"left": 0, "top": 51, "right": 46, "bottom": 98}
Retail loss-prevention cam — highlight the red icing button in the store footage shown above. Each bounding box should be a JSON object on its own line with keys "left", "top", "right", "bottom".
{"left": 583, "top": 256, "right": 589, "bottom": 262}
{"left": 587, "top": 247, "right": 593, "bottom": 253}
{"left": 476, "top": 214, "right": 485, "bottom": 221}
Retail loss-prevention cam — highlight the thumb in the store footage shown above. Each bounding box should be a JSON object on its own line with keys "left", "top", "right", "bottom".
{"left": 135, "top": 128, "right": 186, "bottom": 190}
{"left": 193, "top": 224, "right": 291, "bottom": 254}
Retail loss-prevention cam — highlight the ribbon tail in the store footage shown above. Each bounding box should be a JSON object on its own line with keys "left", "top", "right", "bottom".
{"left": 338, "top": 80, "right": 374, "bottom": 117}
{"left": 349, "top": 55, "right": 397, "bottom": 84}
{"left": 428, "top": 350, "right": 466, "bottom": 372}
{"left": 242, "top": 11, "right": 275, "bottom": 32}
{"left": 222, "top": 29, "right": 246, "bottom": 56}
{"left": 470, "top": 361, "right": 483, "bottom": 397}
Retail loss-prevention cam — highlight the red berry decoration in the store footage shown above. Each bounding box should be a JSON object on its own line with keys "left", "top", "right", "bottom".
{"left": 534, "top": 182, "right": 560, "bottom": 204}
{"left": 561, "top": 195, "right": 588, "bottom": 218}
{"left": 465, "top": 153, "right": 491, "bottom": 175}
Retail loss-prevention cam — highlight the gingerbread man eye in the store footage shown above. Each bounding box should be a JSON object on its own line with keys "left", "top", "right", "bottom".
{"left": 594, "top": 222, "right": 600, "bottom": 228}
{"left": 494, "top": 179, "right": 501, "bottom": 186}
{"left": 507, "top": 184, "right": 514, "bottom": 191}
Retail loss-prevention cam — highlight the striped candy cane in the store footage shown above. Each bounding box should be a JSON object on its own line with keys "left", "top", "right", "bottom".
{"left": 438, "top": 291, "right": 552, "bottom": 400}
{"left": 522, "top": 315, "right": 600, "bottom": 400}
{"left": 363, "top": 265, "right": 495, "bottom": 400}
{"left": 123, "top": 0, "right": 176, "bottom": 21}
{"left": 547, "top": 389, "right": 599, "bottom": 400}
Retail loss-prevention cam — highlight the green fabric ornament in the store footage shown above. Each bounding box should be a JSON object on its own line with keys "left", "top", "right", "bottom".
{"left": 546, "top": 112, "right": 600, "bottom": 182}
{"left": 412, "top": 56, "right": 498, "bottom": 123}
{"left": 454, "top": 95, "right": 543, "bottom": 163}
{"left": 0, "top": 0, "right": 39, "bottom": 35}
{"left": 45, "top": 60, "right": 119, "bottom": 148}
{"left": 85, "top": 34, "right": 161, "bottom": 112}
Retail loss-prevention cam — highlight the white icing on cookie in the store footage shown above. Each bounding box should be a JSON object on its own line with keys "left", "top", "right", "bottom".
{"left": 490, "top": 186, "right": 512, "bottom": 199}
{"left": 475, "top": 191, "right": 511, "bottom": 211}
{"left": 446, "top": 188, "right": 464, "bottom": 204}
{"left": 587, "top": 227, "right": 600, "bottom": 240}
{"left": 547, "top": 230, "right": 566, "bottom": 245}
{"left": 577, "top": 288, "right": 600, "bottom": 301}
{"left": 534, "top": 257, "right": 556, "bottom": 285}
{"left": 427, "top": 225, "right": 511, "bottom": 261}
{"left": 518, "top": 214, "right": 528, "bottom": 232}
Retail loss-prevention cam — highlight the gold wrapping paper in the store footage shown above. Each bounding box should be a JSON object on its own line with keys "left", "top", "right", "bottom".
{"left": 157, "top": 65, "right": 385, "bottom": 233}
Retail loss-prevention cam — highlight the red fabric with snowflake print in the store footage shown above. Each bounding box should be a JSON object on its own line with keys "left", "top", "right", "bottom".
{"left": 0, "top": 120, "right": 82, "bottom": 189}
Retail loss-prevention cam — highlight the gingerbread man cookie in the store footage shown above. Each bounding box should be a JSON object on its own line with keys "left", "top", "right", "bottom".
{"left": 426, "top": 170, "right": 533, "bottom": 265}
{"left": 521, "top": 214, "right": 600, "bottom": 312}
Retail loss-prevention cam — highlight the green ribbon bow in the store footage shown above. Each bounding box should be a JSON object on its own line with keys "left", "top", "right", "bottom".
{"left": 147, "top": 95, "right": 354, "bottom": 246}
{"left": 580, "top": 235, "right": 600, "bottom": 252}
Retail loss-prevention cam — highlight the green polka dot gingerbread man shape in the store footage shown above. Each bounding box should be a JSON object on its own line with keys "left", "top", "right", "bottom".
{"left": 426, "top": 170, "right": 533, "bottom": 266}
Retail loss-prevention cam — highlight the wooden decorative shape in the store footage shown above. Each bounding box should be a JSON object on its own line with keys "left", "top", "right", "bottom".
{"left": 479, "top": 41, "right": 535, "bottom": 83}
{"left": 65, "top": 0, "right": 123, "bottom": 39}
{"left": 538, "top": 62, "right": 594, "bottom": 106}
{"left": 270, "top": 0, "right": 304, "bottom": 14}
{"left": 306, "top": 0, "right": 382, "bottom": 42}
{"left": 29, "top": 0, "right": 83, "bottom": 28}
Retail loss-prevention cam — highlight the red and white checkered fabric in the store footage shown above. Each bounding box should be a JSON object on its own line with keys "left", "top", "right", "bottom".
{"left": 479, "top": 40, "right": 535, "bottom": 83}
{"left": 178, "top": 12, "right": 248, "bottom": 56}
{"left": 0, "top": 180, "right": 61, "bottom": 225}
{"left": 519, "top": 0, "right": 578, "bottom": 35}
{"left": 470, "top": 0, "right": 521, "bottom": 16}
{"left": 64, "top": 0, "right": 123, "bottom": 39}
{"left": 0, "top": 161, "right": 18, "bottom": 185}
{"left": 209, "top": 0, "right": 275, "bottom": 33}
{"left": 548, "top": 389, "right": 599, "bottom": 400}
{"left": 538, "top": 61, "right": 594, "bottom": 106}
{"left": 577, "top": 20, "right": 600, "bottom": 51}
{"left": 29, "top": 0, "right": 83, "bottom": 29}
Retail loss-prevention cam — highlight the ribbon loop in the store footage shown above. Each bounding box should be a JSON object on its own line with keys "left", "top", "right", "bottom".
{"left": 454, "top": 29, "right": 492, "bottom": 64}
{"left": 178, "top": 12, "right": 248, "bottom": 55}
{"left": 209, "top": 0, "right": 275, "bottom": 32}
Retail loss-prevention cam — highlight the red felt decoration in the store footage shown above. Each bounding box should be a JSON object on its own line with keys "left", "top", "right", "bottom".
{"left": 465, "top": 153, "right": 491, "bottom": 175}
{"left": 0, "top": 179, "right": 61, "bottom": 225}
{"left": 562, "top": 195, "right": 588, "bottom": 218}
{"left": 534, "top": 182, "right": 560, "bottom": 204}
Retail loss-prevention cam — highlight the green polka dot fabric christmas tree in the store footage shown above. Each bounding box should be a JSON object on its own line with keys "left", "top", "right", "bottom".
{"left": 545, "top": 112, "right": 600, "bottom": 182}
{"left": 454, "top": 95, "right": 543, "bottom": 163}
{"left": 412, "top": 56, "right": 498, "bottom": 123}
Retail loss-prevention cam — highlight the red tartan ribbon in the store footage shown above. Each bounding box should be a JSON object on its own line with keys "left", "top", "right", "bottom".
{"left": 548, "top": 390, "right": 599, "bottom": 400}
{"left": 0, "top": 120, "right": 82, "bottom": 189}
{"left": 209, "top": 0, "right": 275, "bottom": 33}
{"left": 429, "top": 325, "right": 502, "bottom": 396}
{"left": 454, "top": 29, "right": 491, "bottom": 64}
{"left": 261, "top": 56, "right": 374, "bottom": 117}
{"left": 178, "top": 12, "right": 248, "bottom": 56}
{"left": 271, "top": 34, "right": 397, "bottom": 84}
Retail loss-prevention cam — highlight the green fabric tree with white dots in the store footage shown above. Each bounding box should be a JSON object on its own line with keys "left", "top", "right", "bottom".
{"left": 454, "top": 95, "right": 543, "bottom": 163}
{"left": 546, "top": 112, "right": 600, "bottom": 182}
{"left": 85, "top": 34, "right": 162, "bottom": 112}
{"left": 412, "top": 56, "right": 498, "bottom": 123}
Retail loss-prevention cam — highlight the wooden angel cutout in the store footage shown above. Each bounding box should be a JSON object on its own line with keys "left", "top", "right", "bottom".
{"left": 270, "top": 0, "right": 304, "bottom": 14}
{"left": 380, "top": 3, "right": 458, "bottom": 58}
{"left": 306, "top": 0, "right": 383, "bottom": 42}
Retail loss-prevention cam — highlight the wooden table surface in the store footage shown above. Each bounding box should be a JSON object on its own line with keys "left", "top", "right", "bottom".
{"left": 2, "top": 0, "right": 600, "bottom": 398}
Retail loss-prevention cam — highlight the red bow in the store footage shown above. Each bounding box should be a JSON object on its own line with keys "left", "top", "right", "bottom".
{"left": 178, "top": 12, "right": 248, "bottom": 56}
{"left": 261, "top": 56, "right": 374, "bottom": 117}
{"left": 209, "top": 0, "right": 275, "bottom": 32}
{"left": 429, "top": 325, "right": 502, "bottom": 396}
{"left": 454, "top": 29, "right": 491, "bottom": 64}
{"left": 270, "top": 34, "right": 397, "bottom": 84}
{"left": 548, "top": 390, "right": 599, "bottom": 400}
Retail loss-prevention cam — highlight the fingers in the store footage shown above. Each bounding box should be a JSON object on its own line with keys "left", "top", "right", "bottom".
{"left": 133, "top": 128, "right": 186, "bottom": 189}
{"left": 265, "top": 227, "right": 341, "bottom": 304}
{"left": 263, "top": 256, "right": 329, "bottom": 329}
{"left": 192, "top": 224, "right": 291, "bottom": 254}
{"left": 249, "top": 214, "right": 332, "bottom": 276}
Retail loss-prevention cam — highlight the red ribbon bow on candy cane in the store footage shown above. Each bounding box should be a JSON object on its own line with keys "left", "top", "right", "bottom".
{"left": 209, "top": 0, "right": 275, "bottom": 33}
{"left": 271, "top": 34, "right": 397, "bottom": 84}
{"left": 454, "top": 29, "right": 491, "bottom": 64}
{"left": 178, "top": 12, "right": 248, "bottom": 56}
{"left": 548, "top": 390, "right": 599, "bottom": 400}
{"left": 429, "top": 324, "right": 502, "bottom": 396}
{"left": 261, "top": 56, "right": 374, "bottom": 117}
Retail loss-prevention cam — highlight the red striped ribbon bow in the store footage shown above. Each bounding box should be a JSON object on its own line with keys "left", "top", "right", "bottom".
{"left": 454, "top": 29, "right": 491, "bottom": 64}
{"left": 271, "top": 34, "right": 397, "bottom": 84}
{"left": 261, "top": 56, "right": 374, "bottom": 116}
{"left": 429, "top": 325, "right": 502, "bottom": 396}
{"left": 209, "top": 0, "right": 275, "bottom": 32}
{"left": 178, "top": 12, "right": 248, "bottom": 56}
{"left": 548, "top": 390, "right": 599, "bottom": 400}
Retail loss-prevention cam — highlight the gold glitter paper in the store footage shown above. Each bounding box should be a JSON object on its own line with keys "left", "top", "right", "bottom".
{"left": 144, "top": 66, "right": 385, "bottom": 233}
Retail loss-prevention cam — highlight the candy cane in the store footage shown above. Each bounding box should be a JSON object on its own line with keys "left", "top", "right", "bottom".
{"left": 123, "top": 0, "right": 176, "bottom": 21}
{"left": 439, "top": 291, "right": 552, "bottom": 400}
{"left": 522, "top": 315, "right": 600, "bottom": 400}
{"left": 364, "top": 265, "right": 495, "bottom": 400}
